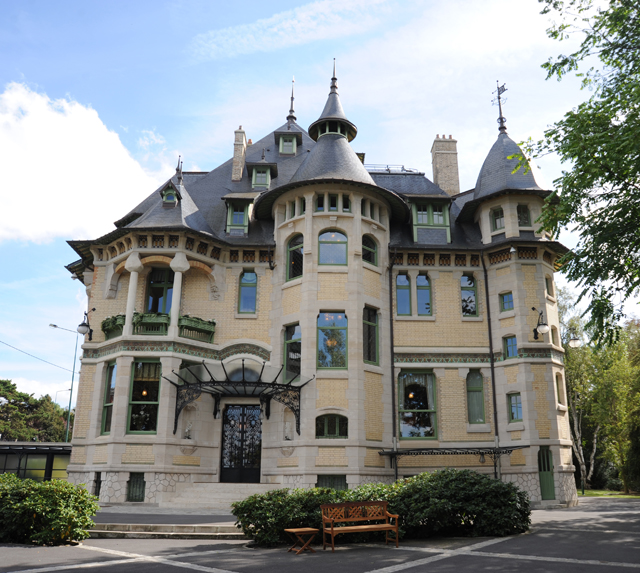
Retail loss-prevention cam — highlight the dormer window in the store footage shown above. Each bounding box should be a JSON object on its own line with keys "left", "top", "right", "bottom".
{"left": 159, "top": 185, "right": 181, "bottom": 208}
{"left": 280, "top": 135, "right": 296, "bottom": 155}
{"left": 252, "top": 168, "right": 270, "bottom": 189}
{"left": 226, "top": 202, "right": 250, "bottom": 236}
{"left": 412, "top": 202, "right": 450, "bottom": 242}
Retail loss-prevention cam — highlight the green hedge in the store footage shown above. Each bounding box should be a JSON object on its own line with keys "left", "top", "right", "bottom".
{"left": 0, "top": 473, "right": 99, "bottom": 544}
{"left": 232, "top": 469, "right": 531, "bottom": 546}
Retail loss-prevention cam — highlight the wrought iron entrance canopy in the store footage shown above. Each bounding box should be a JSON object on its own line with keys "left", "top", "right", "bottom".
{"left": 164, "top": 359, "right": 312, "bottom": 435}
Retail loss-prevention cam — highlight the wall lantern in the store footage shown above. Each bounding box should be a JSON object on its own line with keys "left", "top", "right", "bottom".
{"left": 531, "top": 307, "right": 550, "bottom": 340}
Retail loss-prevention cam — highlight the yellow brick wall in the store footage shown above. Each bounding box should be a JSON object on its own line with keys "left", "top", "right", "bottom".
{"left": 277, "top": 457, "right": 299, "bottom": 467}
{"left": 364, "top": 268, "right": 381, "bottom": 299}
{"left": 70, "top": 446, "right": 86, "bottom": 464}
{"left": 122, "top": 444, "right": 155, "bottom": 464}
{"left": 364, "top": 371, "right": 384, "bottom": 441}
{"left": 510, "top": 430, "right": 522, "bottom": 440}
{"left": 318, "top": 273, "right": 348, "bottom": 301}
{"left": 394, "top": 271, "right": 488, "bottom": 347}
{"left": 316, "top": 379, "right": 349, "bottom": 409}
{"left": 499, "top": 316, "right": 515, "bottom": 328}
{"left": 558, "top": 412, "right": 569, "bottom": 440}
{"left": 90, "top": 267, "right": 129, "bottom": 343}
{"left": 172, "top": 455, "right": 201, "bottom": 466}
{"left": 93, "top": 445, "right": 108, "bottom": 464}
{"left": 181, "top": 271, "right": 216, "bottom": 321}
{"left": 316, "top": 447, "right": 348, "bottom": 466}
{"left": 398, "top": 454, "right": 481, "bottom": 468}
{"left": 523, "top": 265, "right": 542, "bottom": 342}
{"left": 73, "top": 364, "right": 96, "bottom": 439}
{"left": 562, "top": 447, "right": 572, "bottom": 465}
{"left": 282, "top": 284, "right": 301, "bottom": 315}
{"left": 496, "top": 267, "right": 511, "bottom": 277}
{"left": 510, "top": 450, "right": 526, "bottom": 465}
{"left": 365, "top": 448, "right": 385, "bottom": 467}
{"left": 504, "top": 365, "right": 519, "bottom": 385}
{"left": 532, "top": 364, "right": 551, "bottom": 439}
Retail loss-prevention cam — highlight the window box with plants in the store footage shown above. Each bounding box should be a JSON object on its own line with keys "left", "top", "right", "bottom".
{"left": 101, "top": 314, "right": 126, "bottom": 340}
{"left": 133, "top": 312, "right": 170, "bottom": 335}
{"left": 178, "top": 315, "right": 216, "bottom": 343}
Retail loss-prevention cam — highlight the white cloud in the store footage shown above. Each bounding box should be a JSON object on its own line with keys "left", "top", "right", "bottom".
{"left": 138, "top": 129, "right": 165, "bottom": 150}
{"left": 190, "top": 0, "right": 387, "bottom": 60}
{"left": 0, "top": 83, "right": 170, "bottom": 243}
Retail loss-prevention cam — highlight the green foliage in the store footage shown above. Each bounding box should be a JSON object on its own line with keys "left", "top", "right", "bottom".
{"left": 0, "top": 379, "right": 72, "bottom": 442}
{"left": 0, "top": 473, "right": 99, "bottom": 544}
{"left": 232, "top": 469, "right": 531, "bottom": 546}
{"left": 526, "top": 0, "right": 640, "bottom": 344}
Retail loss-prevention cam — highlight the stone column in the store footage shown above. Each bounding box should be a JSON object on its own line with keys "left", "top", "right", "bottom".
{"left": 169, "top": 252, "right": 190, "bottom": 338}
{"left": 123, "top": 253, "right": 144, "bottom": 336}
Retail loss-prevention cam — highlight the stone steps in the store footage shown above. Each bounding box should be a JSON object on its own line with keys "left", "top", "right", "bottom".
{"left": 88, "top": 523, "right": 246, "bottom": 540}
{"left": 160, "top": 482, "right": 281, "bottom": 513}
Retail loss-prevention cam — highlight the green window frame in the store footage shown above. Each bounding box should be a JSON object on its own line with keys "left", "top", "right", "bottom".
{"left": 363, "top": 306, "right": 378, "bottom": 365}
{"left": 101, "top": 362, "right": 117, "bottom": 434}
{"left": 556, "top": 374, "right": 564, "bottom": 405}
{"left": 500, "top": 292, "right": 514, "bottom": 312}
{"left": 396, "top": 274, "right": 411, "bottom": 316}
{"left": 466, "top": 370, "right": 485, "bottom": 424}
{"left": 329, "top": 194, "right": 338, "bottom": 212}
{"left": 508, "top": 393, "right": 522, "bottom": 422}
{"left": 146, "top": 268, "right": 174, "bottom": 314}
{"left": 398, "top": 371, "right": 437, "bottom": 439}
{"left": 289, "top": 202, "right": 296, "bottom": 219}
{"left": 545, "top": 276, "right": 554, "bottom": 296}
{"left": 361, "top": 198, "right": 368, "bottom": 218}
{"left": 300, "top": 197, "right": 306, "bottom": 214}
{"left": 315, "top": 414, "right": 348, "bottom": 438}
{"left": 461, "top": 273, "right": 478, "bottom": 317}
{"left": 504, "top": 335, "right": 518, "bottom": 359}
{"left": 161, "top": 188, "right": 177, "bottom": 205}
{"left": 412, "top": 203, "right": 450, "bottom": 242}
{"left": 227, "top": 202, "right": 249, "bottom": 235}
{"left": 127, "top": 361, "right": 161, "bottom": 434}
{"left": 362, "top": 235, "right": 377, "bottom": 266}
{"left": 417, "top": 274, "right": 431, "bottom": 316}
{"left": 316, "top": 195, "right": 325, "bottom": 212}
{"left": 342, "top": 196, "right": 351, "bottom": 212}
{"left": 491, "top": 208, "right": 505, "bottom": 231}
{"left": 284, "top": 323, "right": 301, "bottom": 382}
{"left": 252, "top": 167, "right": 270, "bottom": 189}
{"left": 238, "top": 271, "right": 257, "bottom": 313}
{"left": 318, "top": 230, "right": 348, "bottom": 265}
{"left": 517, "top": 205, "right": 531, "bottom": 226}
{"left": 287, "top": 234, "right": 304, "bottom": 281}
{"left": 279, "top": 135, "right": 296, "bottom": 154}
{"left": 317, "top": 312, "right": 347, "bottom": 369}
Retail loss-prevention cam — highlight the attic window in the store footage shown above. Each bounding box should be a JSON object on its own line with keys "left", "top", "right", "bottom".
{"left": 280, "top": 136, "right": 296, "bottom": 155}
{"left": 412, "top": 203, "right": 450, "bottom": 243}
{"left": 161, "top": 189, "right": 178, "bottom": 207}
{"left": 252, "top": 168, "right": 270, "bottom": 189}
{"left": 227, "top": 202, "right": 250, "bottom": 236}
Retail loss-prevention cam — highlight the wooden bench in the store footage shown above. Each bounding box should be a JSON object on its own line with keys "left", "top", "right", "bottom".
{"left": 320, "top": 501, "right": 400, "bottom": 552}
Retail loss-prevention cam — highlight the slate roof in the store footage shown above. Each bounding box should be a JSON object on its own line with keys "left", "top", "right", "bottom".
{"left": 370, "top": 172, "right": 448, "bottom": 198}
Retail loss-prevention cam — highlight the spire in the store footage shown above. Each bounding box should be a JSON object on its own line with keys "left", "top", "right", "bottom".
{"left": 330, "top": 58, "right": 338, "bottom": 94}
{"left": 494, "top": 81, "right": 508, "bottom": 134}
{"left": 286, "top": 77, "right": 296, "bottom": 125}
{"left": 175, "top": 155, "right": 183, "bottom": 185}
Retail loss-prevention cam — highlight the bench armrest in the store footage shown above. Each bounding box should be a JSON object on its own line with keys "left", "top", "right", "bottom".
{"left": 322, "top": 516, "right": 334, "bottom": 524}
{"left": 386, "top": 512, "right": 400, "bottom": 520}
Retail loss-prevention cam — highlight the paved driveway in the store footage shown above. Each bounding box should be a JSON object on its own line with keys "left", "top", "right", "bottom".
{"left": 2, "top": 498, "right": 639, "bottom": 573}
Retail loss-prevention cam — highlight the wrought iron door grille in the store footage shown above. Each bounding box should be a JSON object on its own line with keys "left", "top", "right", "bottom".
{"left": 127, "top": 473, "right": 145, "bottom": 502}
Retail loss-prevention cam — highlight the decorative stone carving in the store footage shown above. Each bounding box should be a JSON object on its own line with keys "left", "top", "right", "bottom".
{"left": 280, "top": 446, "right": 295, "bottom": 457}
{"left": 179, "top": 445, "right": 198, "bottom": 456}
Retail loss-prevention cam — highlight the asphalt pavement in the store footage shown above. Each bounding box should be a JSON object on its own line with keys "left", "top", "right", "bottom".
{"left": 2, "top": 498, "right": 639, "bottom": 573}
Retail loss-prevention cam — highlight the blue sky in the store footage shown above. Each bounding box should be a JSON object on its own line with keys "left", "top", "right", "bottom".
{"left": 0, "top": 0, "right": 625, "bottom": 405}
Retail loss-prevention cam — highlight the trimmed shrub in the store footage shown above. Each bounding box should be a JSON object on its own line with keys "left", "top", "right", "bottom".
{"left": 232, "top": 469, "right": 530, "bottom": 546}
{"left": 0, "top": 473, "right": 99, "bottom": 544}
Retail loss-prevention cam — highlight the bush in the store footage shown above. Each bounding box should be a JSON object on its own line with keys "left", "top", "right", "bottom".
{"left": 232, "top": 469, "right": 530, "bottom": 546}
{"left": 0, "top": 473, "right": 99, "bottom": 544}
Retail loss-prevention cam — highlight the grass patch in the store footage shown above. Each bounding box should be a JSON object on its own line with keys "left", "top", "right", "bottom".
{"left": 578, "top": 489, "right": 640, "bottom": 499}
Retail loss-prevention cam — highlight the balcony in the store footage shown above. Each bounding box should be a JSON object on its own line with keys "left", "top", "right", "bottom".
{"left": 133, "top": 312, "right": 170, "bottom": 335}
{"left": 101, "top": 314, "right": 126, "bottom": 340}
{"left": 178, "top": 316, "right": 216, "bottom": 344}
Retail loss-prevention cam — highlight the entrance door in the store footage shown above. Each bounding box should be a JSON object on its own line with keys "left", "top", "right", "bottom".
{"left": 220, "top": 405, "right": 262, "bottom": 483}
{"left": 538, "top": 446, "right": 556, "bottom": 500}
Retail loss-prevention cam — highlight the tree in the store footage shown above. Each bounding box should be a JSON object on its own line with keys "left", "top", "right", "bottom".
{"left": 528, "top": 0, "right": 640, "bottom": 343}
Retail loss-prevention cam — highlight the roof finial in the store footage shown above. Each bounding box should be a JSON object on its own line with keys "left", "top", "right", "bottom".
{"left": 175, "top": 155, "right": 183, "bottom": 185}
{"left": 330, "top": 58, "right": 338, "bottom": 94}
{"left": 286, "top": 76, "right": 296, "bottom": 124}
{"left": 493, "top": 81, "right": 508, "bottom": 134}
{"left": 261, "top": 147, "right": 266, "bottom": 161}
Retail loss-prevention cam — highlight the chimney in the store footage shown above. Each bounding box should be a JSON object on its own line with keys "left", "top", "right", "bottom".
{"left": 232, "top": 126, "right": 247, "bottom": 181}
{"left": 431, "top": 134, "right": 460, "bottom": 196}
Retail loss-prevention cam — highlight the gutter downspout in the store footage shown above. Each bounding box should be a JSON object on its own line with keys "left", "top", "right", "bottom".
{"left": 481, "top": 249, "right": 501, "bottom": 480}
{"left": 388, "top": 247, "right": 398, "bottom": 482}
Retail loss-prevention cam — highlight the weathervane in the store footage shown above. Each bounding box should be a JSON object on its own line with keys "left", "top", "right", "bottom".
{"left": 492, "top": 81, "right": 508, "bottom": 133}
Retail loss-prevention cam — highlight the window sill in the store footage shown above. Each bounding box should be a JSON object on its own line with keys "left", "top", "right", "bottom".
{"left": 507, "top": 422, "right": 524, "bottom": 431}
{"left": 363, "top": 261, "right": 381, "bottom": 274}
{"left": 235, "top": 313, "right": 258, "bottom": 320}
{"left": 317, "top": 267, "right": 349, "bottom": 273}
{"left": 364, "top": 363, "right": 383, "bottom": 375}
{"left": 467, "top": 423, "right": 491, "bottom": 433}
{"left": 462, "top": 316, "right": 483, "bottom": 322}
{"left": 557, "top": 404, "right": 568, "bottom": 412}
{"left": 283, "top": 278, "right": 302, "bottom": 289}
{"left": 315, "top": 369, "right": 349, "bottom": 378}
{"left": 546, "top": 294, "right": 557, "bottom": 303}
{"left": 395, "top": 315, "right": 436, "bottom": 321}
{"left": 499, "top": 310, "right": 516, "bottom": 319}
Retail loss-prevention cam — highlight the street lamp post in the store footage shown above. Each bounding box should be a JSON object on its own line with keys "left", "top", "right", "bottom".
{"left": 54, "top": 388, "right": 71, "bottom": 405}
{"left": 49, "top": 324, "right": 79, "bottom": 442}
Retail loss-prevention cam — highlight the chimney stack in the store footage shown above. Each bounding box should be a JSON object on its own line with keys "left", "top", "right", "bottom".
{"left": 232, "top": 126, "right": 247, "bottom": 181}
{"left": 431, "top": 134, "right": 460, "bottom": 196}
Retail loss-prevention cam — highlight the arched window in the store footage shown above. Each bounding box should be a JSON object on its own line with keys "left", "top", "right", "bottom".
{"left": 396, "top": 274, "right": 411, "bottom": 315}
{"left": 146, "top": 268, "right": 174, "bottom": 314}
{"left": 317, "top": 312, "right": 347, "bottom": 369}
{"left": 362, "top": 235, "right": 377, "bottom": 266}
{"left": 318, "top": 230, "right": 347, "bottom": 265}
{"left": 556, "top": 374, "right": 565, "bottom": 405}
{"left": 287, "top": 234, "right": 304, "bottom": 280}
{"left": 315, "top": 414, "right": 348, "bottom": 438}
{"left": 238, "top": 271, "right": 257, "bottom": 313}
{"left": 466, "top": 370, "right": 485, "bottom": 424}
{"left": 417, "top": 274, "right": 431, "bottom": 315}
{"left": 461, "top": 273, "right": 477, "bottom": 316}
